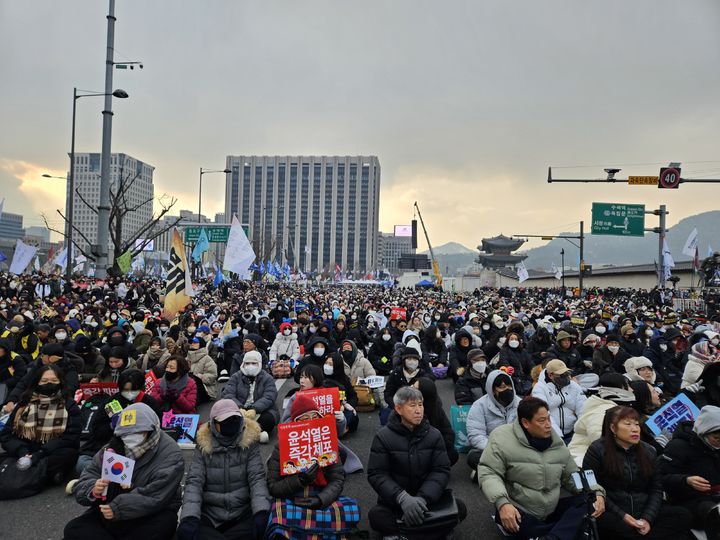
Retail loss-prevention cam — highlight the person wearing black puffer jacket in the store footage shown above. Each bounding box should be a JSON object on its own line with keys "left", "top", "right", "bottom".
{"left": 99, "top": 326, "right": 138, "bottom": 362}
{"left": 583, "top": 406, "right": 692, "bottom": 540}
{"left": 659, "top": 406, "right": 720, "bottom": 538}
{"left": 294, "top": 336, "right": 338, "bottom": 383}
{"left": 368, "top": 328, "right": 396, "bottom": 375}
{"left": 367, "top": 386, "right": 466, "bottom": 539}
{"left": 447, "top": 328, "right": 476, "bottom": 382}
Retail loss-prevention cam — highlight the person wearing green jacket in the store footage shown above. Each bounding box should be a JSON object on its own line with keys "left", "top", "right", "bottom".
{"left": 478, "top": 397, "right": 606, "bottom": 540}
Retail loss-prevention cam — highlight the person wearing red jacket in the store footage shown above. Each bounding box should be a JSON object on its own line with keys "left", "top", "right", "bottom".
{"left": 149, "top": 355, "right": 197, "bottom": 413}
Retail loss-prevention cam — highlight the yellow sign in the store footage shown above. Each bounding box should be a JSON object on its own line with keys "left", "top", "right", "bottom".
{"left": 628, "top": 176, "right": 658, "bottom": 185}
{"left": 120, "top": 409, "right": 137, "bottom": 427}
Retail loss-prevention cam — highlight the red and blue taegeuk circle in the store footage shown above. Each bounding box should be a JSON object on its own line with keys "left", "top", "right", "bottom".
{"left": 111, "top": 462, "right": 124, "bottom": 475}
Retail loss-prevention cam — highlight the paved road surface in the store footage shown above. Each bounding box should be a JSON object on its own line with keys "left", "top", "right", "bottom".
{"left": 1, "top": 378, "right": 502, "bottom": 540}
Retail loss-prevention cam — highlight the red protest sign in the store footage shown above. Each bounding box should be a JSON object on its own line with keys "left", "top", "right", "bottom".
{"left": 80, "top": 382, "right": 118, "bottom": 400}
{"left": 296, "top": 387, "right": 340, "bottom": 416}
{"left": 144, "top": 370, "right": 158, "bottom": 395}
{"left": 390, "top": 307, "right": 407, "bottom": 321}
{"left": 278, "top": 415, "right": 338, "bottom": 476}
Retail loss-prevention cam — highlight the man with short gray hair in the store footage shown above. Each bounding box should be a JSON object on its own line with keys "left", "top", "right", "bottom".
{"left": 367, "top": 386, "right": 466, "bottom": 539}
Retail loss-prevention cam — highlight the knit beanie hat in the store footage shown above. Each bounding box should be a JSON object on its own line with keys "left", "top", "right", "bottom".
{"left": 290, "top": 392, "right": 321, "bottom": 421}
{"left": 694, "top": 405, "right": 720, "bottom": 437}
{"left": 467, "top": 349, "right": 487, "bottom": 363}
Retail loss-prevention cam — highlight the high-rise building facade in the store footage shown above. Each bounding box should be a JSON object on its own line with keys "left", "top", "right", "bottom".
{"left": 224, "top": 155, "right": 380, "bottom": 272}
{"left": 69, "top": 153, "right": 154, "bottom": 254}
{"left": 378, "top": 231, "right": 415, "bottom": 274}
{"left": 0, "top": 212, "right": 24, "bottom": 241}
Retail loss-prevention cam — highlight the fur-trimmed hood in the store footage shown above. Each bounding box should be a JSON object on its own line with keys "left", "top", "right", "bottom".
{"left": 195, "top": 410, "right": 261, "bottom": 455}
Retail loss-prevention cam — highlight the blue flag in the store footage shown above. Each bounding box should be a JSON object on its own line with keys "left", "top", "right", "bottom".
{"left": 259, "top": 261, "right": 265, "bottom": 275}
{"left": 0, "top": 250, "right": 6, "bottom": 263}
{"left": 191, "top": 229, "right": 210, "bottom": 263}
{"left": 283, "top": 263, "right": 290, "bottom": 277}
{"left": 213, "top": 263, "right": 225, "bottom": 287}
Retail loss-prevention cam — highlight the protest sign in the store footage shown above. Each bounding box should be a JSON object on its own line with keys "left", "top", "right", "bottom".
{"left": 144, "top": 370, "right": 159, "bottom": 395}
{"left": 79, "top": 382, "right": 117, "bottom": 400}
{"left": 161, "top": 412, "right": 200, "bottom": 445}
{"left": 296, "top": 387, "right": 340, "bottom": 416}
{"left": 390, "top": 307, "right": 407, "bottom": 321}
{"left": 278, "top": 415, "right": 338, "bottom": 475}
{"left": 101, "top": 450, "right": 135, "bottom": 485}
{"left": 645, "top": 393, "right": 701, "bottom": 437}
{"left": 356, "top": 375, "right": 385, "bottom": 389}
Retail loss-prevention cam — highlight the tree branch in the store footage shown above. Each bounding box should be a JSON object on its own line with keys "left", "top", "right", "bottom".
{"left": 73, "top": 187, "right": 98, "bottom": 215}
{"left": 41, "top": 212, "right": 96, "bottom": 261}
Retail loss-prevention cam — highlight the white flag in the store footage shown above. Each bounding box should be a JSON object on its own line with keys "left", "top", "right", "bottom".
{"left": 682, "top": 228, "right": 699, "bottom": 258}
{"left": 517, "top": 261, "right": 529, "bottom": 283}
{"left": 551, "top": 262, "right": 562, "bottom": 280}
{"left": 9, "top": 239, "right": 38, "bottom": 275}
{"left": 709, "top": 245, "right": 715, "bottom": 258}
{"left": 662, "top": 238, "right": 675, "bottom": 268}
{"left": 33, "top": 257, "right": 40, "bottom": 272}
{"left": 223, "top": 215, "right": 256, "bottom": 278}
{"left": 53, "top": 247, "right": 68, "bottom": 269}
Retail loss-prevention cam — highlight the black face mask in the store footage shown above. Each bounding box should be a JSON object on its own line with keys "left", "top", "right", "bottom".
{"left": 496, "top": 389, "right": 514, "bottom": 406}
{"left": 217, "top": 416, "right": 242, "bottom": 438}
{"left": 37, "top": 383, "right": 60, "bottom": 396}
{"left": 554, "top": 375, "right": 571, "bottom": 389}
{"left": 110, "top": 336, "right": 124, "bottom": 346}
{"left": 342, "top": 350, "right": 353, "bottom": 361}
{"left": 165, "top": 371, "right": 179, "bottom": 381}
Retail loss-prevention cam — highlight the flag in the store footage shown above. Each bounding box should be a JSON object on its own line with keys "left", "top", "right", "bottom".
{"left": 662, "top": 238, "right": 675, "bottom": 268}
{"left": 116, "top": 250, "right": 132, "bottom": 274}
{"left": 259, "top": 261, "right": 265, "bottom": 275}
{"left": 191, "top": 228, "right": 209, "bottom": 263}
{"left": 334, "top": 264, "right": 342, "bottom": 282}
{"left": 164, "top": 228, "right": 195, "bottom": 318}
{"left": 551, "top": 262, "right": 562, "bottom": 280}
{"left": 0, "top": 250, "right": 6, "bottom": 263}
{"left": 222, "top": 215, "right": 256, "bottom": 279}
{"left": 682, "top": 228, "right": 699, "bottom": 258}
{"left": 33, "top": 257, "right": 40, "bottom": 272}
{"left": 693, "top": 246, "right": 700, "bottom": 272}
{"left": 283, "top": 263, "right": 290, "bottom": 278}
{"left": 9, "top": 239, "right": 37, "bottom": 275}
{"left": 213, "top": 262, "right": 225, "bottom": 287}
{"left": 709, "top": 245, "right": 715, "bottom": 258}
{"left": 53, "top": 247, "right": 68, "bottom": 269}
{"left": 516, "top": 261, "right": 529, "bottom": 283}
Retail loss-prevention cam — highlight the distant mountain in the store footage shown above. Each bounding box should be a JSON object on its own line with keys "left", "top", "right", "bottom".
{"left": 422, "top": 242, "right": 476, "bottom": 256}
{"left": 521, "top": 210, "right": 720, "bottom": 271}
{"left": 420, "top": 242, "right": 477, "bottom": 276}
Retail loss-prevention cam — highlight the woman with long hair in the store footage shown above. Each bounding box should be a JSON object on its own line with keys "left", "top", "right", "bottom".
{"left": 582, "top": 406, "right": 692, "bottom": 539}
{"left": 149, "top": 355, "right": 197, "bottom": 414}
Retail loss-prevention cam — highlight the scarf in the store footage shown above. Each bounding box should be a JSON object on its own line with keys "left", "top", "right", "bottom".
{"left": 244, "top": 378, "right": 256, "bottom": 408}
{"left": 521, "top": 425, "right": 553, "bottom": 452}
{"left": 124, "top": 426, "right": 161, "bottom": 460}
{"left": 690, "top": 342, "right": 717, "bottom": 366}
{"left": 14, "top": 392, "right": 68, "bottom": 444}
{"left": 159, "top": 372, "right": 189, "bottom": 395}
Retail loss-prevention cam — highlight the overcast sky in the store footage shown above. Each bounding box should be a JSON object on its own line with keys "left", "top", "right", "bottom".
{"left": 2, "top": 0, "right": 719, "bottom": 251}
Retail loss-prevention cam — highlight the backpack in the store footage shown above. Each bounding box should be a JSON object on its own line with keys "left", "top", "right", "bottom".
{"left": 353, "top": 384, "right": 375, "bottom": 412}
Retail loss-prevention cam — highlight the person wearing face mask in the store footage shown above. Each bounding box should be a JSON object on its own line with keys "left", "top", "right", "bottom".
{"left": 659, "top": 405, "right": 720, "bottom": 538}
{"left": 682, "top": 338, "right": 720, "bottom": 390}
{"left": 620, "top": 324, "right": 646, "bottom": 357}
{"left": 383, "top": 347, "right": 433, "bottom": 413}
{"left": 177, "top": 399, "right": 271, "bottom": 540}
{"left": 466, "top": 370, "right": 520, "bottom": 475}
{"left": 367, "top": 328, "right": 396, "bottom": 376}
{"left": 643, "top": 328, "right": 684, "bottom": 396}
{"left": 72, "top": 369, "right": 161, "bottom": 480}
{"left": 591, "top": 333, "right": 630, "bottom": 375}
{"left": 294, "top": 336, "right": 334, "bottom": 383}
{"left": 94, "top": 346, "right": 135, "bottom": 384}
{"left": 322, "top": 352, "right": 359, "bottom": 434}
{"left": 186, "top": 337, "right": 218, "bottom": 403}
{"left": 0, "top": 338, "right": 28, "bottom": 402}
{"left": 545, "top": 330, "right": 582, "bottom": 373}
{"left": 448, "top": 329, "right": 477, "bottom": 383}
{"left": 64, "top": 402, "right": 184, "bottom": 540}
{"left": 498, "top": 332, "right": 533, "bottom": 393}
{"left": 269, "top": 322, "right": 300, "bottom": 378}
{"left": 0, "top": 364, "right": 81, "bottom": 491}
{"left": 149, "top": 356, "right": 197, "bottom": 414}
{"left": 73, "top": 337, "right": 105, "bottom": 382}
{"left": 526, "top": 326, "right": 554, "bottom": 366}
{"left": 455, "top": 349, "right": 489, "bottom": 405}
{"left": 340, "top": 339, "right": 375, "bottom": 383}
{"left": 141, "top": 336, "right": 171, "bottom": 373}
{"left": 99, "top": 327, "right": 138, "bottom": 364}
{"left": 532, "top": 359, "right": 587, "bottom": 443}
{"left": 221, "top": 350, "right": 278, "bottom": 444}
{"left": 229, "top": 333, "right": 268, "bottom": 377}
{"left": 420, "top": 324, "right": 449, "bottom": 372}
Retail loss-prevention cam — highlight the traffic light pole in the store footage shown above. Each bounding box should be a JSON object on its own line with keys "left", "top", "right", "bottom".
{"left": 645, "top": 205, "right": 668, "bottom": 289}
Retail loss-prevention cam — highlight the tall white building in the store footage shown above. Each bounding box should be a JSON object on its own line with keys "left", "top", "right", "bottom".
{"left": 378, "top": 231, "right": 415, "bottom": 273}
{"left": 68, "top": 153, "right": 154, "bottom": 255}
{"left": 224, "top": 155, "right": 381, "bottom": 272}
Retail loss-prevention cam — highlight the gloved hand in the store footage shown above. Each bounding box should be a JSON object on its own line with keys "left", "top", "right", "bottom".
{"left": 334, "top": 410, "right": 345, "bottom": 422}
{"left": 654, "top": 429, "right": 672, "bottom": 448}
{"left": 298, "top": 462, "right": 319, "bottom": 486}
{"left": 176, "top": 517, "right": 200, "bottom": 540}
{"left": 252, "top": 510, "right": 270, "bottom": 540}
{"left": 397, "top": 490, "right": 427, "bottom": 526}
{"left": 294, "top": 496, "right": 322, "bottom": 509}
{"left": 684, "top": 380, "right": 705, "bottom": 394}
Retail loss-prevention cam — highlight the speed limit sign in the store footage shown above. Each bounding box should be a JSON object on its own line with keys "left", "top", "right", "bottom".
{"left": 658, "top": 167, "right": 681, "bottom": 189}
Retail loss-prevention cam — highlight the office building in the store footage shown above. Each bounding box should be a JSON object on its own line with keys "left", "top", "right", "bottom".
{"left": 225, "top": 155, "right": 381, "bottom": 272}
{"left": 378, "top": 231, "right": 415, "bottom": 273}
{"left": 24, "top": 226, "right": 50, "bottom": 243}
{"left": 0, "top": 212, "right": 24, "bottom": 241}
{"left": 69, "top": 153, "right": 154, "bottom": 254}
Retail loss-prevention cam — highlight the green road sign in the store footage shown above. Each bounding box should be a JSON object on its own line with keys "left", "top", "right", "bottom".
{"left": 184, "top": 226, "right": 232, "bottom": 243}
{"left": 591, "top": 203, "right": 645, "bottom": 237}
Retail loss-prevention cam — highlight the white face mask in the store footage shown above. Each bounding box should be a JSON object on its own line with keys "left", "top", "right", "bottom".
{"left": 382, "top": 334, "right": 391, "bottom": 342}
{"left": 595, "top": 326, "right": 606, "bottom": 335}
{"left": 121, "top": 390, "right": 141, "bottom": 401}
{"left": 313, "top": 347, "right": 325, "bottom": 357}
{"left": 482, "top": 324, "right": 490, "bottom": 331}
{"left": 55, "top": 332, "right": 67, "bottom": 341}
{"left": 496, "top": 322, "right": 505, "bottom": 329}
{"left": 241, "top": 364, "right": 260, "bottom": 377}
{"left": 283, "top": 329, "right": 291, "bottom": 336}
{"left": 645, "top": 329, "right": 654, "bottom": 337}
{"left": 121, "top": 433, "right": 146, "bottom": 448}
{"left": 405, "top": 359, "right": 419, "bottom": 372}
{"left": 508, "top": 340, "right": 519, "bottom": 349}
{"left": 472, "top": 361, "right": 487, "bottom": 374}
{"left": 323, "top": 364, "right": 334, "bottom": 376}
{"left": 608, "top": 345, "right": 620, "bottom": 355}
{"left": 659, "top": 343, "right": 668, "bottom": 352}
{"left": 498, "top": 337, "right": 507, "bottom": 346}
{"left": 309, "top": 327, "right": 317, "bottom": 334}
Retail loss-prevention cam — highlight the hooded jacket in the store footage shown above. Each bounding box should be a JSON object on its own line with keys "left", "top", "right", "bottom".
{"left": 340, "top": 340, "right": 376, "bottom": 383}
{"left": 623, "top": 356, "right": 656, "bottom": 384}
{"left": 684, "top": 362, "right": 720, "bottom": 409}
{"left": 466, "top": 370, "right": 520, "bottom": 451}
{"left": 187, "top": 346, "right": 218, "bottom": 400}
{"left": 294, "top": 337, "right": 334, "bottom": 383}
{"left": 454, "top": 364, "right": 487, "bottom": 405}
{"left": 0, "top": 339, "right": 27, "bottom": 390}
{"left": 221, "top": 369, "right": 278, "bottom": 421}
{"left": 531, "top": 368, "right": 587, "bottom": 437}
{"left": 367, "top": 412, "right": 451, "bottom": 508}
{"left": 269, "top": 330, "right": 300, "bottom": 363}
{"left": 478, "top": 419, "right": 604, "bottom": 520}
{"left": 447, "top": 329, "right": 475, "bottom": 377}
{"left": 181, "top": 414, "right": 271, "bottom": 526}
{"left": 368, "top": 332, "right": 395, "bottom": 375}
{"left": 99, "top": 327, "right": 138, "bottom": 361}
{"left": 682, "top": 341, "right": 718, "bottom": 389}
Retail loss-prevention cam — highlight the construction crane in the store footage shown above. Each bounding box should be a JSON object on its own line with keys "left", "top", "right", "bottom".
{"left": 413, "top": 201, "right": 443, "bottom": 287}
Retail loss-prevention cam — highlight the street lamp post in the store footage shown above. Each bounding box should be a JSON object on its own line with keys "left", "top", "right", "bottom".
{"left": 43, "top": 88, "right": 127, "bottom": 285}
{"left": 560, "top": 248, "right": 565, "bottom": 295}
{"left": 198, "top": 168, "right": 231, "bottom": 224}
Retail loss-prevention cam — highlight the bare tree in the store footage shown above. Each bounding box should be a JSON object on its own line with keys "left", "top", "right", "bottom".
{"left": 42, "top": 164, "right": 183, "bottom": 275}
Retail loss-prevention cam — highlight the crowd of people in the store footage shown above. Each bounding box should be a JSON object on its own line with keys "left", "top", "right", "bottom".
{"left": 0, "top": 272, "right": 719, "bottom": 539}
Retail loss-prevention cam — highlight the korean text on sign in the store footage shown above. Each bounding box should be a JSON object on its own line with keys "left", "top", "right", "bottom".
{"left": 645, "top": 393, "right": 700, "bottom": 437}
{"left": 278, "top": 415, "right": 338, "bottom": 476}
{"left": 296, "top": 387, "right": 341, "bottom": 416}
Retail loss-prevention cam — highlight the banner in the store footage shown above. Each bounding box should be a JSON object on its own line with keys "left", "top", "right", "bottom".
{"left": 278, "top": 415, "right": 338, "bottom": 475}
{"left": 161, "top": 411, "right": 200, "bottom": 444}
{"left": 450, "top": 404, "right": 471, "bottom": 453}
{"left": 355, "top": 375, "right": 385, "bottom": 389}
{"left": 682, "top": 228, "right": 699, "bottom": 258}
{"left": 9, "top": 239, "right": 37, "bottom": 275}
{"left": 144, "top": 370, "right": 159, "bottom": 395}
{"left": 116, "top": 250, "right": 132, "bottom": 274}
{"left": 296, "top": 387, "right": 340, "bottom": 416}
{"left": 390, "top": 307, "right": 407, "bottom": 321}
{"left": 164, "top": 228, "right": 194, "bottom": 318}
{"left": 645, "top": 393, "right": 700, "bottom": 437}
{"left": 79, "top": 382, "right": 118, "bottom": 400}
{"left": 223, "top": 214, "right": 256, "bottom": 278}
